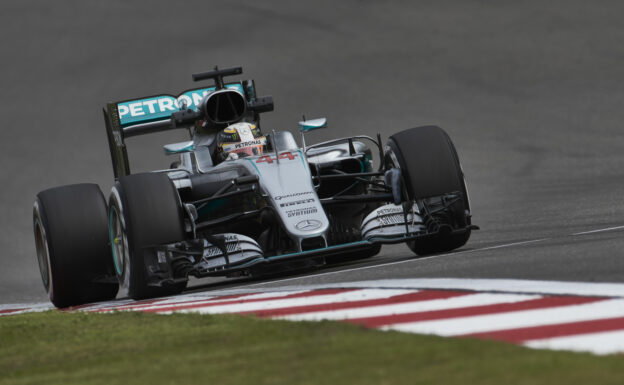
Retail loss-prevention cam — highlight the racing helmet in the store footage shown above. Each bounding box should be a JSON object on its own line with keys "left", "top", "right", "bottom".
{"left": 217, "top": 122, "right": 267, "bottom": 160}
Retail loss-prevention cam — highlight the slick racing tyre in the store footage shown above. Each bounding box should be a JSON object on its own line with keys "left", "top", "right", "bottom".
{"left": 386, "top": 125, "right": 471, "bottom": 256}
{"left": 33, "top": 184, "right": 119, "bottom": 308}
{"left": 109, "top": 172, "right": 187, "bottom": 300}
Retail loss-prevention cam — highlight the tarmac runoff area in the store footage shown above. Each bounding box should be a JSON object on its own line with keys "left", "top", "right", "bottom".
{"left": 3, "top": 278, "right": 624, "bottom": 356}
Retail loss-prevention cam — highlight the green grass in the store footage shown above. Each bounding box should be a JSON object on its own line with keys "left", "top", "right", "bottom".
{"left": 0, "top": 311, "right": 622, "bottom": 385}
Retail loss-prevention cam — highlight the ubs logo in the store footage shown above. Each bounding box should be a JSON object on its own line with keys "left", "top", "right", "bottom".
{"left": 295, "top": 219, "right": 322, "bottom": 231}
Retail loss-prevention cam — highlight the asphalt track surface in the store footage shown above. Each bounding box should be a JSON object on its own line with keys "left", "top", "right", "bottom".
{"left": 1, "top": 0, "right": 623, "bottom": 304}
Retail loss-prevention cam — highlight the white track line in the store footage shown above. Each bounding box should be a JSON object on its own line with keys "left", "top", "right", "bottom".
{"left": 476, "top": 239, "right": 549, "bottom": 251}
{"left": 7, "top": 278, "right": 624, "bottom": 316}
{"left": 572, "top": 225, "right": 624, "bottom": 236}
{"left": 524, "top": 330, "right": 624, "bottom": 355}
{"left": 98, "top": 290, "right": 312, "bottom": 312}
{"left": 0, "top": 303, "right": 50, "bottom": 311}
{"left": 0, "top": 303, "right": 53, "bottom": 315}
{"left": 170, "top": 289, "right": 412, "bottom": 315}
{"left": 279, "top": 293, "right": 538, "bottom": 321}
{"left": 240, "top": 239, "right": 552, "bottom": 290}
{"left": 198, "top": 278, "right": 624, "bottom": 299}
{"left": 384, "top": 298, "right": 624, "bottom": 336}
{"left": 239, "top": 223, "right": 624, "bottom": 291}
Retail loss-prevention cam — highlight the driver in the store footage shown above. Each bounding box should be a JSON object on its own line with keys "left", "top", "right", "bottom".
{"left": 216, "top": 122, "right": 267, "bottom": 161}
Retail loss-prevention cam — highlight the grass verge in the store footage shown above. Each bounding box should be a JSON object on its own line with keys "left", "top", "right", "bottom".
{"left": 0, "top": 311, "right": 622, "bottom": 384}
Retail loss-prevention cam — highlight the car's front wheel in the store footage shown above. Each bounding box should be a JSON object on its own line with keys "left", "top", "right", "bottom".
{"left": 109, "top": 172, "right": 188, "bottom": 300}
{"left": 385, "top": 125, "right": 472, "bottom": 256}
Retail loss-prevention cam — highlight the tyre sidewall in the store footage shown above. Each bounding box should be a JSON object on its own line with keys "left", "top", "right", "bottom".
{"left": 33, "top": 198, "right": 54, "bottom": 298}
{"left": 109, "top": 185, "right": 131, "bottom": 291}
{"left": 34, "top": 184, "right": 118, "bottom": 307}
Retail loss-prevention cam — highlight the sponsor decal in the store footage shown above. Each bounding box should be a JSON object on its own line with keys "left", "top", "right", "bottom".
{"left": 201, "top": 235, "right": 242, "bottom": 258}
{"left": 223, "top": 138, "right": 267, "bottom": 151}
{"left": 116, "top": 84, "right": 244, "bottom": 127}
{"left": 377, "top": 207, "right": 404, "bottom": 215}
{"left": 280, "top": 198, "right": 315, "bottom": 208}
{"left": 256, "top": 152, "right": 298, "bottom": 164}
{"left": 204, "top": 246, "right": 223, "bottom": 258}
{"left": 286, "top": 206, "right": 318, "bottom": 218}
{"left": 274, "top": 191, "right": 314, "bottom": 201}
{"left": 295, "top": 219, "right": 323, "bottom": 231}
{"left": 378, "top": 215, "right": 404, "bottom": 226}
{"left": 203, "top": 242, "right": 241, "bottom": 258}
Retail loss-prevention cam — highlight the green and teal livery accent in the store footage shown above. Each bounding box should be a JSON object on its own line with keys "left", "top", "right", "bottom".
{"left": 164, "top": 141, "right": 195, "bottom": 155}
{"left": 298, "top": 118, "right": 327, "bottom": 132}
{"left": 117, "top": 84, "right": 244, "bottom": 128}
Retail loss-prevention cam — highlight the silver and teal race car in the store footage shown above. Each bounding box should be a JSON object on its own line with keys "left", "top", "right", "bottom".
{"left": 33, "top": 67, "right": 477, "bottom": 308}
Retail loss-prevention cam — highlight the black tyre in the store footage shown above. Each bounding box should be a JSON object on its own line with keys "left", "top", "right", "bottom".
{"left": 386, "top": 126, "right": 471, "bottom": 255}
{"left": 408, "top": 227, "right": 471, "bottom": 255}
{"left": 33, "top": 184, "right": 119, "bottom": 308}
{"left": 109, "top": 172, "right": 187, "bottom": 300}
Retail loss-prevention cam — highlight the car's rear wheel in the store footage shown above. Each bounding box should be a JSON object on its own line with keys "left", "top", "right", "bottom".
{"left": 33, "top": 184, "right": 119, "bottom": 308}
{"left": 386, "top": 125, "right": 472, "bottom": 256}
{"left": 109, "top": 172, "right": 188, "bottom": 300}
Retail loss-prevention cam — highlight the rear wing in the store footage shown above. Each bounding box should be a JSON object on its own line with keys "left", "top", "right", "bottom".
{"left": 103, "top": 77, "right": 273, "bottom": 178}
{"left": 115, "top": 84, "right": 245, "bottom": 129}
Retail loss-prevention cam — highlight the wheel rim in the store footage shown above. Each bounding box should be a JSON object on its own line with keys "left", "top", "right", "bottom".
{"left": 385, "top": 144, "right": 400, "bottom": 170}
{"left": 384, "top": 143, "right": 411, "bottom": 201}
{"left": 109, "top": 204, "right": 129, "bottom": 281}
{"left": 33, "top": 218, "right": 50, "bottom": 291}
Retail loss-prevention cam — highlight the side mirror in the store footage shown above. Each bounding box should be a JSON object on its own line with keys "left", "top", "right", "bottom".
{"left": 298, "top": 117, "right": 327, "bottom": 132}
{"left": 164, "top": 141, "right": 195, "bottom": 155}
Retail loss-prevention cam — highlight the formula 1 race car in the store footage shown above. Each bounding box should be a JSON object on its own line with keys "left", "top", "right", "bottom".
{"left": 33, "top": 67, "right": 477, "bottom": 307}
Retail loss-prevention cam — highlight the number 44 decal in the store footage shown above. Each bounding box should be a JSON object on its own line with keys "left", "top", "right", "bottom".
{"left": 256, "top": 151, "right": 298, "bottom": 164}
